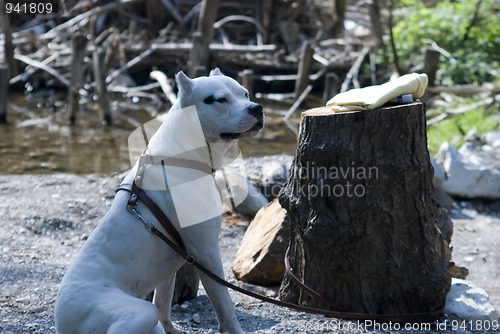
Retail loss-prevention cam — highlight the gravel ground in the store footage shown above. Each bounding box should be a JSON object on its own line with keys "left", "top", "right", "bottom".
{"left": 0, "top": 174, "right": 499, "bottom": 334}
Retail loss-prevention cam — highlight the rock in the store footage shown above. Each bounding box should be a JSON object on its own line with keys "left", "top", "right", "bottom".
{"left": 435, "top": 142, "right": 500, "bottom": 199}
{"left": 463, "top": 128, "right": 483, "bottom": 146}
{"left": 15, "top": 296, "right": 32, "bottom": 304}
{"left": 430, "top": 154, "right": 446, "bottom": 188}
{"left": 30, "top": 306, "right": 47, "bottom": 314}
{"left": 445, "top": 278, "right": 499, "bottom": 322}
{"left": 216, "top": 155, "right": 293, "bottom": 217}
{"left": 431, "top": 154, "right": 455, "bottom": 209}
{"left": 485, "top": 131, "right": 500, "bottom": 148}
{"left": 217, "top": 171, "right": 268, "bottom": 219}
{"left": 232, "top": 199, "right": 290, "bottom": 285}
{"left": 180, "top": 301, "right": 191, "bottom": 310}
{"left": 192, "top": 313, "right": 201, "bottom": 324}
{"left": 242, "top": 155, "right": 294, "bottom": 200}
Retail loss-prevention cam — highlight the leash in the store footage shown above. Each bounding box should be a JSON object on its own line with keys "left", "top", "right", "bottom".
{"left": 117, "top": 154, "right": 446, "bottom": 322}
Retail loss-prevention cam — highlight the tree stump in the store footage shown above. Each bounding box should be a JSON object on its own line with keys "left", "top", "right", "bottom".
{"left": 278, "top": 102, "right": 451, "bottom": 321}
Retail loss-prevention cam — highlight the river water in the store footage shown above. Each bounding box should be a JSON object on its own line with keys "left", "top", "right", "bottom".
{"left": 0, "top": 93, "right": 301, "bottom": 175}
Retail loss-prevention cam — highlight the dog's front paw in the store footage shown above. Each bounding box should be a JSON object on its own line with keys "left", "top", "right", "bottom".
{"left": 162, "top": 321, "right": 183, "bottom": 334}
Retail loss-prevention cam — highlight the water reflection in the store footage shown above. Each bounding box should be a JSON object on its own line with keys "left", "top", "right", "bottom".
{"left": 0, "top": 94, "right": 300, "bottom": 175}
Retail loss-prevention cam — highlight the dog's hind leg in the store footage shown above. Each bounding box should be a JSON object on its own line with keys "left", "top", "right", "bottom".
{"left": 104, "top": 295, "right": 160, "bottom": 334}
{"left": 154, "top": 275, "right": 183, "bottom": 334}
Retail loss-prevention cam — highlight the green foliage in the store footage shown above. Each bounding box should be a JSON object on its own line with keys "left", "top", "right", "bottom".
{"left": 427, "top": 102, "right": 499, "bottom": 155}
{"left": 390, "top": 0, "right": 500, "bottom": 85}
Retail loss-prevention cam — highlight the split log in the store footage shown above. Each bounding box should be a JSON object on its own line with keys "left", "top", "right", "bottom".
{"left": 232, "top": 199, "right": 290, "bottom": 286}
{"left": 278, "top": 102, "right": 451, "bottom": 321}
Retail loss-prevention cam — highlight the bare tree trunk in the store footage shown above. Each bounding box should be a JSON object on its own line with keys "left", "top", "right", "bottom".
{"left": 189, "top": 0, "right": 220, "bottom": 76}
{"left": 278, "top": 102, "right": 450, "bottom": 321}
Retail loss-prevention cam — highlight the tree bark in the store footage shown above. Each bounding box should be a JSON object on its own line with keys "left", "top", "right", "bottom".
{"left": 278, "top": 102, "right": 450, "bottom": 321}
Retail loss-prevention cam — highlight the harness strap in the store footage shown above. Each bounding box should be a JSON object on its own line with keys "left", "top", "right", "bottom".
{"left": 118, "top": 182, "right": 187, "bottom": 251}
{"left": 139, "top": 155, "right": 215, "bottom": 175}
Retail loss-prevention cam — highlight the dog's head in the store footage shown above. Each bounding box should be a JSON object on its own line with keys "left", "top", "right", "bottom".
{"left": 175, "top": 69, "right": 264, "bottom": 143}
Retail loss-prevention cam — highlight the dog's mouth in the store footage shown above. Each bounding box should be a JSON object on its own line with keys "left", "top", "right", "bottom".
{"left": 220, "top": 120, "right": 264, "bottom": 142}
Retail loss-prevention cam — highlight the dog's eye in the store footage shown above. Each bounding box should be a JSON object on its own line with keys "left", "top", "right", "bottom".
{"left": 204, "top": 95, "right": 215, "bottom": 104}
{"left": 216, "top": 97, "right": 227, "bottom": 103}
{"left": 244, "top": 92, "right": 249, "bottom": 99}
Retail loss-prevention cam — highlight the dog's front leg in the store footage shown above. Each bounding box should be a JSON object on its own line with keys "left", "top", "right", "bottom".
{"left": 154, "top": 276, "right": 183, "bottom": 334}
{"left": 193, "top": 247, "right": 244, "bottom": 334}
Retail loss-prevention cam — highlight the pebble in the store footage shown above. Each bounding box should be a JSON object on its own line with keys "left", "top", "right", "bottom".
{"left": 24, "top": 322, "right": 38, "bottom": 330}
{"left": 192, "top": 312, "right": 201, "bottom": 324}
{"left": 30, "top": 306, "right": 46, "bottom": 314}
{"left": 15, "top": 296, "right": 32, "bottom": 304}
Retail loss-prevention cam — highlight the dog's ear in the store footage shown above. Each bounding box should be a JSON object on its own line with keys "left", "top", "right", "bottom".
{"left": 209, "top": 68, "right": 224, "bottom": 77}
{"left": 175, "top": 71, "right": 193, "bottom": 99}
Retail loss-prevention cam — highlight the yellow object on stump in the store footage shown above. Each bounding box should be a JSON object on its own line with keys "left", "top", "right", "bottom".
{"left": 326, "top": 73, "right": 429, "bottom": 112}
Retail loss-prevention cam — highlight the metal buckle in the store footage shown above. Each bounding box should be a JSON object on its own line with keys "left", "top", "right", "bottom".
{"left": 127, "top": 205, "right": 155, "bottom": 233}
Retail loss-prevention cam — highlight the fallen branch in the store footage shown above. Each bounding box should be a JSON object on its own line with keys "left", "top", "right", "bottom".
{"left": 40, "top": 0, "right": 142, "bottom": 40}
{"left": 9, "top": 52, "right": 61, "bottom": 85}
{"left": 14, "top": 54, "right": 70, "bottom": 86}
{"left": 427, "top": 84, "right": 499, "bottom": 95}
{"left": 340, "top": 46, "right": 370, "bottom": 92}
{"left": 422, "top": 39, "right": 457, "bottom": 64}
{"left": 124, "top": 43, "right": 277, "bottom": 53}
{"left": 283, "top": 84, "right": 313, "bottom": 121}
{"left": 427, "top": 95, "right": 498, "bottom": 125}
{"left": 160, "top": 0, "right": 183, "bottom": 23}
{"left": 109, "top": 82, "right": 160, "bottom": 94}
{"left": 214, "top": 15, "right": 267, "bottom": 45}
{"left": 106, "top": 46, "right": 156, "bottom": 84}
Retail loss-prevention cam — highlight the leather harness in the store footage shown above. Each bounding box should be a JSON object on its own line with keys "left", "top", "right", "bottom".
{"left": 117, "top": 154, "right": 446, "bottom": 322}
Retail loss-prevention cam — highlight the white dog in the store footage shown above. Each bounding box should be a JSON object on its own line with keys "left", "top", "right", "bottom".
{"left": 55, "top": 69, "right": 264, "bottom": 334}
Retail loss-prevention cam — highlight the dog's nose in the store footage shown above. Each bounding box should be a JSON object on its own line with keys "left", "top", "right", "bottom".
{"left": 248, "top": 103, "right": 263, "bottom": 123}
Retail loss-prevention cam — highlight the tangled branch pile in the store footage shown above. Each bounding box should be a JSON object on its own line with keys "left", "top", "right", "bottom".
{"left": 5, "top": 0, "right": 381, "bottom": 99}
